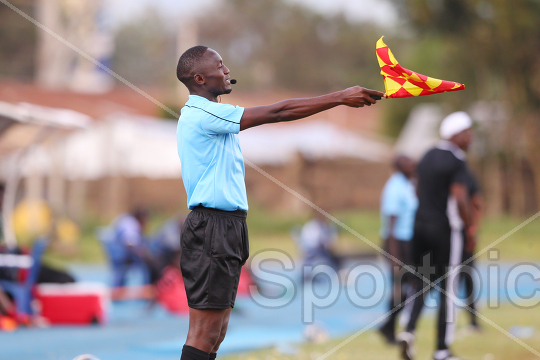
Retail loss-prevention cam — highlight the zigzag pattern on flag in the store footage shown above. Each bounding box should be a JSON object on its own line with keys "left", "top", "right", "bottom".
{"left": 376, "top": 37, "right": 465, "bottom": 98}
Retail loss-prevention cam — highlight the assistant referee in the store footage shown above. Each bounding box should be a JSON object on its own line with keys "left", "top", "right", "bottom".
{"left": 175, "top": 45, "right": 385, "bottom": 360}
{"left": 396, "top": 112, "right": 474, "bottom": 360}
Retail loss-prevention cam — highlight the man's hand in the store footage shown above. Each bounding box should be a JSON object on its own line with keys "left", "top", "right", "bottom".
{"left": 339, "top": 86, "right": 386, "bottom": 108}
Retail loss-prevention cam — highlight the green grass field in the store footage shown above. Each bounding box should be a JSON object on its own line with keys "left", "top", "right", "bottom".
{"left": 220, "top": 303, "right": 540, "bottom": 360}
{"left": 246, "top": 208, "right": 540, "bottom": 262}
{"left": 43, "top": 208, "right": 540, "bottom": 266}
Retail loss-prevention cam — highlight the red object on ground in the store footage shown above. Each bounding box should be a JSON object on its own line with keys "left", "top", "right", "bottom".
{"left": 157, "top": 266, "right": 189, "bottom": 314}
{"left": 236, "top": 268, "right": 255, "bottom": 296}
{"left": 35, "top": 283, "right": 109, "bottom": 325}
{"left": 0, "top": 315, "right": 18, "bottom": 331}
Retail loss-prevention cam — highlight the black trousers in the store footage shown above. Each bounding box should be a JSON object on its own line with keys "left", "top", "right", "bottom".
{"left": 380, "top": 238, "right": 413, "bottom": 334}
{"left": 461, "top": 247, "right": 478, "bottom": 325}
{"left": 405, "top": 221, "right": 463, "bottom": 351}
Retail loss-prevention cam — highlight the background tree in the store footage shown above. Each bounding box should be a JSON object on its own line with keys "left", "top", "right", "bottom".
{"left": 0, "top": 0, "right": 37, "bottom": 80}
{"left": 112, "top": 7, "right": 177, "bottom": 87}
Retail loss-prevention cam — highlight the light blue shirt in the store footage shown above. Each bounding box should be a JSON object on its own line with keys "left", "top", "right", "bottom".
{"left": 380, "top": 172, "right": 418, "bottom": 241}
{"left": 177, "top": 95, "right": 248, "bottom": 211}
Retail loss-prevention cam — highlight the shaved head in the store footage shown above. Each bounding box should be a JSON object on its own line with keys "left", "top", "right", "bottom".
{"left": 393, "top": 154, "right": 416, "bottom": 179}
{"left": 176, "top": 46, "right": 232, "bottom": 101}
{"left": 176, "top": 45, "right": 209, "bottom": 85}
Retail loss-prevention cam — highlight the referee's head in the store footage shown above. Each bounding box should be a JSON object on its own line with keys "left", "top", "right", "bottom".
{"left": 176, "top": 46, "right": 233, "bottom": 96}
{"left": 439, "top": 111, "right": 473, "bottom": 151}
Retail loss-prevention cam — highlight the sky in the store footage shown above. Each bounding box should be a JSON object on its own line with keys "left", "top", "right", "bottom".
{"left": 106, "top": 0, "right": 398, "bottom": 28}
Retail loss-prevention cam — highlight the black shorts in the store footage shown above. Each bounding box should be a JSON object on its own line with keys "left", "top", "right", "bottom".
{"left": 180, "top": 206, "right": 249, "bottom": 309}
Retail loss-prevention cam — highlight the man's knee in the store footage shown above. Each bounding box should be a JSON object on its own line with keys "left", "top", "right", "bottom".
{"left": 186, "top": 308, "right": 232, "bottom": 352}
{"left": 187, "top": 326, "right": 221, "bottom": 351}
{"left": 211, "top": 311, "right": 232, "bottom": 352}
{"left": 214, "top": 330, "right": 226, "bottom": 349}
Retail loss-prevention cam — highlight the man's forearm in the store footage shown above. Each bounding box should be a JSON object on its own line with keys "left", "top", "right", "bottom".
{"left": 456, "top": 196, "right": 472, "bottom": 230}
{"left": 240, "top": 92, "right": 343, "bottom": 130}
{"left": 471, "top": 195, "right": 483, "bottom": 230}
{"left": 269, "top": 92, "right": 344, "bottom": 123}
{"left": 240, "top": 86, "right": 384, "bottom": 131}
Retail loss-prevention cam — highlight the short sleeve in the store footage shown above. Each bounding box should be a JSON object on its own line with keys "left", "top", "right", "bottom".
{"left": 381, "top": 180, "right": 402, "bottom": 216}
{"left": 200, "top": 102, "right": 244, "bottom": 135}
{"left": 450, "top": 158, "right": 469, "bottom": 186}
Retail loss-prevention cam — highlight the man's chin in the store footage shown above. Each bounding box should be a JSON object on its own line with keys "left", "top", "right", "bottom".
{"left": 224, "top": 88, "right": 232, "bottom": 94}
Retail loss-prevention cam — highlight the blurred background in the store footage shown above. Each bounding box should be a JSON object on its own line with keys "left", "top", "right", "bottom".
{"left": 0, "top": 0, "right": 539, "bottom": 359}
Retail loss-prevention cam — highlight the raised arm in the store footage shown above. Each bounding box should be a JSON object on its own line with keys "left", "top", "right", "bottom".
{"left": 240, "top": 86, "right": 385, "bottom": 131}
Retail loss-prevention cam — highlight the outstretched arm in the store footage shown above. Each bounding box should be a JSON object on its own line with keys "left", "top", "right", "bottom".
{"left": 240, "top": 86, "right": 385, "bottom": 131}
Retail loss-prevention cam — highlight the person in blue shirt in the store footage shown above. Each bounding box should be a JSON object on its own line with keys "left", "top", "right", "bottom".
{"left": 297, "top": 211, "right": 340, "bottom": 280}
{"left": 175, "top": 45, "right": 385, "bottom": 360}
{"left": 110, "top": 209, "right": 160, "bottom": 287}
{"left": 378, "top": 155, "right": 418, "bottom": 344}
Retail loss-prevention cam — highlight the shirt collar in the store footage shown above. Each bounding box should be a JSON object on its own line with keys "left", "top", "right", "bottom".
{"left": 394, "top": 171, "right": 413, "bottom": 184}
{"left": 394, "top": 171, "right": 406, "bottom": 181}
{"left": 187, "top": 94, "right": 208, "bottom": 103}
{"left": 436, "top": 140, "right": 466, "bottom": 161}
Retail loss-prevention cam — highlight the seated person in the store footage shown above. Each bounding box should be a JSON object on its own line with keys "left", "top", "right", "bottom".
{"left": 110, "top": 208, "right": 159, "bottom": 287}
{"left": 149, "top": 216, "right": 184, "bottom": 272}
{"left": 297, "top": 212, "right": 340, "bottom": 281}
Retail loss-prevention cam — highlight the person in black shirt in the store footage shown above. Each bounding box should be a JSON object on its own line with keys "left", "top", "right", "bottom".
{"left": 396, "top": 112, "right": 474, "bottom": 360}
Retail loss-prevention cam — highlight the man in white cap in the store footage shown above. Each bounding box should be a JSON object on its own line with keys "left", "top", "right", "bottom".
{"left": 396, "top": 112, "right": 474, "bottom": 360}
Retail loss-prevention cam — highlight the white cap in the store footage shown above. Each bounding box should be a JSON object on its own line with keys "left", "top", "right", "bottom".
{"left": 439, "top": 111, "right": 472, "bottom": 140}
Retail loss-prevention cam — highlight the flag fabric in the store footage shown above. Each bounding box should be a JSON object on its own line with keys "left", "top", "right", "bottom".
{"left": 376, "top": 37, "right": 465, "bottom": 98}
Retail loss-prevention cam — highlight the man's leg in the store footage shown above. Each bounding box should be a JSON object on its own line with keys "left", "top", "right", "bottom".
{"left": 404, "top": 233, "right": 430, "bottom": 335}
{"left": 404, "top": 273, "right": 428, "bottom": 334}
{"left": 380, "top": 238, "right": 406, "bottom": 344}
{"left": 185, "top": 308, "right": 231, "bottom": 353}
{"left": 397, "top": 225, "right": 431, "bottom": 360}
{"left": 113, "top": 263, "right": 128, "bottom": 288}
{"left": 461, "top": 252, "right": 478, "bottom": 327}
{"left": 434, "top": 228, "right": 461, "bottom": 359}
{"left": 379, "top": 262, "right": 399, "bottom": 343}
{"left": 210, "top": 308, "right": 232, "bottom": 353}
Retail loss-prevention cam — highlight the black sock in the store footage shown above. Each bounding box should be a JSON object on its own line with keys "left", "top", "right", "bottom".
{"left": 209, "top": 353, "right": 217, "bottom": 360}
{"left": 181, "top": 345, "right": 210, "bottom": 360}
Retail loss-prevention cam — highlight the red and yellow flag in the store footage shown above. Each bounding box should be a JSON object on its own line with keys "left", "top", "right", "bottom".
{"left": 376, "top": 37, "right": 465, "bottom": 98}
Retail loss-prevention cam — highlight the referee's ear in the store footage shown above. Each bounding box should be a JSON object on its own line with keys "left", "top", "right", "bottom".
{"left": 194, "top": 73, "right": 205, "bottom": 85}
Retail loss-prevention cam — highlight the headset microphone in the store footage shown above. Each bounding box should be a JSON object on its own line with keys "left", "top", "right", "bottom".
{"left": 230, "top": 79, "right": 237, "bottom": 84}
